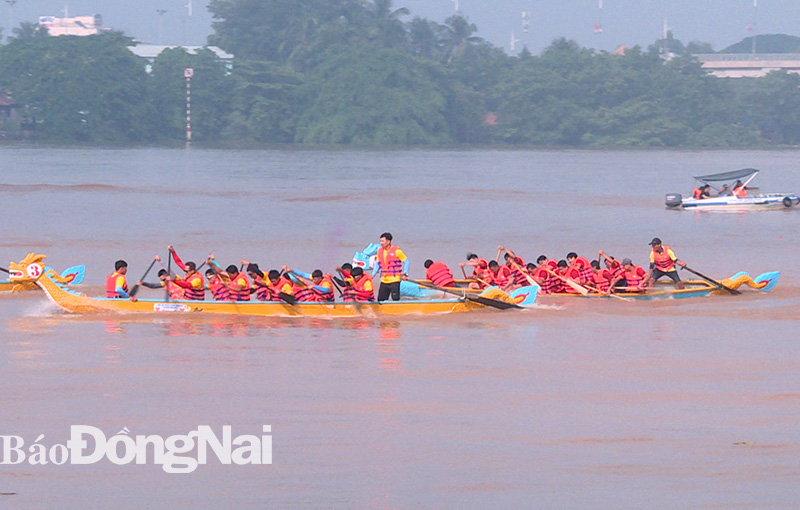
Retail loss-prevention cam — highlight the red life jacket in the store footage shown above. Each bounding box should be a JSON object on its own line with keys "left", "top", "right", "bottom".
{"left": 534, "top": 267, "right": 556, "bottom": 294}
{"left": 266, "top": 276, "right": 292, "bottom": 302}
{"left": 733, "top": 185, "right": 746, "bottom": 198}
{"left": 693, "top": 188, "right": 702, "bottom": 199}
{"left": 489, "top": 266, "right": 511, "bottom": 287}
{"left": 105, "top": 271, "right": 128, "bottom": 298}
{"left": 592, "top": 269, "right": 613, "bottom": 293}
{"left": 351, "top": 275, "right": 375, "bottom": 302}
{"left": 652, "top": 245, "right": 676, "bottom": 272}
{"left": 251, "top": 274, "right": 269, "bottom": 301}
{"left": 183, "top": 273, "right": 205, "bottom": 301}
{"left": 624, "top": 266, "right": 646, "bottom": 291}
{"left": 292, "top": 282, "right": 316, "bottom": 303}
{"left": 561, "top": 267, "right": 583, "bottom": 294}
{"left": 507, "top": 256, "right": 528, "bottom": 286}
{"left": 311, "top": 275, "right": 335, "bottom": 302}
{"left": 208, "top": 275, "right": 231, "bottom": 301}
{"left": 571, "top": 256, "right": 593, "bottom": 284}
{"left": 377, "top": 245, "right": 404, "bottom": 277}
{"left": 228, "top": 272, "right": 250, "bottom": 301}
{"left": 426, "top": 262, "right": 455, "bottom": 287}
{"left": 470, "top": 258, "right": 489, "bottom": 278}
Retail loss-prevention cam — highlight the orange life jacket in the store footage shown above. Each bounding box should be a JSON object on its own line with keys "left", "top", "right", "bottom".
{"left": 229, "top": 272, "right": 250, "bottom": 301}
{"left": 592, "top": 269, "right": 613, "bottom": 293}
{"left": 311, "top": 275, "right": 336, "bottom": 302}
{"left": 623, "top": 266, "right": 646, "bottom": 291}
{"left": 183, "top": 273, "right": 205, "bottom": 301}
{"left": 209, "top": 274, "right": 231, "bottom": 301}
{"left": 292, "top": 282, "right": 316, "bottom": 302}
{"left": 561, "top": 267, "right": 583, "bottom": 294}
{"left": 266, "top": 276, "right": 292, "bottom": 302}
{"left": 506, "top": 256, "right": 528, "bottom": 286}
{"left": 733, "top": 185, "right": 746, "bottom": 198}
{"left": 105, "top": 271, "right": 128, "bottom": 298}
{"left": 489, "top": 266, "right": 511, "bottom": 287}
{"left": 377, "top": 245, "right": 404, "bottom": 277}
{"left": 534, "top": 267, "right": 556, "bottom": 294}
{"left": 470, "top": 258, "right": 489, "bottom": 278}
{"left": 251, "top": 274, "right": 269, "bottom": 301}
{"left": 351, "top": 275, "right": 375, "bottom": 302}
{"left": 693, "top": 188, "right": 702, "bottom": 199}
{"left": 426, "top": 261, "right": 455, "bottom": 287}
{"left": 652, "top": 245, "right": 676, "bottom": 272}
{"left": 571, "top": 256, "right": 593, "bottom": 284}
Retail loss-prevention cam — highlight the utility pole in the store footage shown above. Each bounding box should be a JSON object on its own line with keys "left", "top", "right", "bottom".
{"left": 156, "top": 9, "right": 167, "bottom": 45}
{"left": 184, "top": 67, "right": 193, "bottom": 145}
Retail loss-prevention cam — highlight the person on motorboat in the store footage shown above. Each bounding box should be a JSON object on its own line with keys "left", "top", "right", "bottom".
{"left": 646, "top": 238, "right": 686, "bottom": 289}
{"left": 718, "top": 184, "right": 732, "bottom": 196}
{"left": 733, "top": 180, "right": 747, "bottom": 198}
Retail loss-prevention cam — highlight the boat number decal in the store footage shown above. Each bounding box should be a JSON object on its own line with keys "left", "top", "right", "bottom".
{"left": 26, "top": 264, "right": 43, "bottom": 279}
{"left": 153, "top": 303, "right": 191, "bottom": 312}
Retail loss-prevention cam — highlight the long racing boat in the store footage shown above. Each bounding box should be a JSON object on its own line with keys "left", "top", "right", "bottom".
{"left": 10, "top": 254, "right": 536, "bottom": 317}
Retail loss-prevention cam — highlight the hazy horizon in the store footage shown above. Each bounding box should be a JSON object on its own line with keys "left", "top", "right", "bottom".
{"left": 3, "top": 1, "right": 799, "bottom": 54}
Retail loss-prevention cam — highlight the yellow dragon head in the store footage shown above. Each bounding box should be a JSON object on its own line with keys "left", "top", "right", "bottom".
{"left": 8, "top": 253, "right": 47, "bottom": 284}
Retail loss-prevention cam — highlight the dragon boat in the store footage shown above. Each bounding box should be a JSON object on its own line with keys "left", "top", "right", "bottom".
{"left": 0, "top": 260, "right": 84, "bottom": 293}
{"left": 537, "top": 271, "right": 779, "bottom": 301}
{"left": 10, "top": 254, "right": 538, "bottom": 317}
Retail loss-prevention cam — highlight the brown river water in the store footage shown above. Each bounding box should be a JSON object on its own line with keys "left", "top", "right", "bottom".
{"left": 1, "top": 147, "right": 799, "bottom": 509}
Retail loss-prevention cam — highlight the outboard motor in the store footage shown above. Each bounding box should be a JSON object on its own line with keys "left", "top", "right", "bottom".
{"left": 665, "top": 193, "right": 682, "bottom": 208}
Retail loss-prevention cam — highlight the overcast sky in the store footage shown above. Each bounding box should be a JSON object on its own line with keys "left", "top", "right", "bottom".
{"left": 4, "top": 1, "right": 799, "bottom": 54}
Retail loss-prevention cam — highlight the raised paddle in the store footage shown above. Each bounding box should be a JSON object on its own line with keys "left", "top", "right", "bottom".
{"left": 410, "top": 278, "right": 521, "bottom": 310}
{"left": 129, "top": 256, "right": 159, "bottom": 297}
{"left": 0, "top": 266, "right": 9, "bottom": 274}
{"left": 682, "top": 265, "right": 741, "bottom": 295}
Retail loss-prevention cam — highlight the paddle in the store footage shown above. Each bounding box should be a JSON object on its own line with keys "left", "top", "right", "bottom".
{"left": 410, "top": 278, "right": 521, "bottom": 310}
{"left": 129, "top": 257, "right": 159, "bottom": 297}
{"left": 0, "top": 266, "right": 8, "bottom": 274}
{"left": 541, "top": 266, "right": 590, "bottom": 296}
{"left": 682, "top": 265, "right": 741, "bottom": 295}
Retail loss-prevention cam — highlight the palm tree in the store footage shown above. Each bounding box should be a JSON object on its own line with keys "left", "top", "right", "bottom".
{"left": 441, "top": 14, "right": 481, "bottom": 63}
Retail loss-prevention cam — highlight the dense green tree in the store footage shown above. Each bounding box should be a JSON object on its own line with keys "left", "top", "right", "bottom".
{"left": 295, "top": 45, "right": 451, "bottom": 144}
{"left": 0, "top": 32, "right": 153, "bottom": 141}
{"left": 223, "top": 59, "right": 303, "bottom": 142}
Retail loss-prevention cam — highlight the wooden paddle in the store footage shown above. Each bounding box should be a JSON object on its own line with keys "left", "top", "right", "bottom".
{"left": 682, "top": 265, "right": 741, "bottom": 295}
{"left": 129, "top": 257, "right": 159, "bottom": 297}
{"left": 541, "top": 266, "right": 589, "bottom": 296}
{"left": 410, "top": 278, "right": 521, "bottom": 310}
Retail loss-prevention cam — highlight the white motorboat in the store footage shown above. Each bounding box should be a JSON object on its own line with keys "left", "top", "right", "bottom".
{"left": 665, "top": 168, "right": 799, "bottom": 210}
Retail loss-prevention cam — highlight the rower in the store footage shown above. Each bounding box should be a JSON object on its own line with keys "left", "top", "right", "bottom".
{"left": 460, "top": 253, "right": 490, "bottom": 290}
{"left": 286, "top": 268, "right": 336, "bottom": 302}
{"left": 281, "top": 266, "right": 322, "bottom": 302}
{"left": 423, "top": 259, "right": 456, "bottom": 288}
{"left": 264, "top": 269, "right": 294, "bottom": 301}
{"left": 208, "top": 257, "right": 250, "bottom": 301}
{"left": 167, "top": 246, "right": 205, "bottom": 300}
{"left": 589, "top": 260, "right": 613, "bottom": 294}
{"left": 532, "top": 255, "right": 557, "bottom": 294}
{"left": 106, "top": 260, "right": 136, "bottom": 302}
{"left": 598, "top": 250, "right": 626, "bottom": 291}
{"left": 334, "top": 263, "right": 354, "bottom": 288}
{"left": 205, "top": 268, "right": 231, "bottom": 301}
{"left": 646, "top": 237, "right": 686, "bottom": 289}
{"left": 500, "top": 246, "right": 528, "bottom": 289}
{"left": 343, "top": 267, "right": 374, "bottom": 302}
{"left": 139, "top": 269, "right": 185, "bottom": 299}
{"left": 566, "top": 252, "right": 593, "bottom": 284}
{"left": 487, "top": 260, "right": 512, "bottom": 289}
{"left": 608, "top": 258, "right": 647, "bottom": 293}
{"left": 557, "top": 259, "right": 583, "bottom": 294}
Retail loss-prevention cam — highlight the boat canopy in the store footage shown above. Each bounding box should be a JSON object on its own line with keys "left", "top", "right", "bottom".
{"left": 694, "top": 168, "right": 759, "bottom": 183}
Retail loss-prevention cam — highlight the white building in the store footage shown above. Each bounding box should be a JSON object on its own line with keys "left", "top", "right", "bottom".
{"left": 39, "top": 14, "right": 103, "bottom": 36}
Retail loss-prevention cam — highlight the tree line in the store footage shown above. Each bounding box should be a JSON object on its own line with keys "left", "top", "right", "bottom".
{"left": 0, "top": 0, "right": 799, "bottom": 146}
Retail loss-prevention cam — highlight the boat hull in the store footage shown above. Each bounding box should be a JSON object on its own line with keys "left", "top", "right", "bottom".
{"left": 35, "top": 274, "right": 486, "bottom": 317}
{"left": 667, "top": 193, "right": 800, "bottom": 211}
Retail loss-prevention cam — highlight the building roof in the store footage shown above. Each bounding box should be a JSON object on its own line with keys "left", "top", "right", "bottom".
{"left": 128, "top": 44, "right": 234, "bottom": 61}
